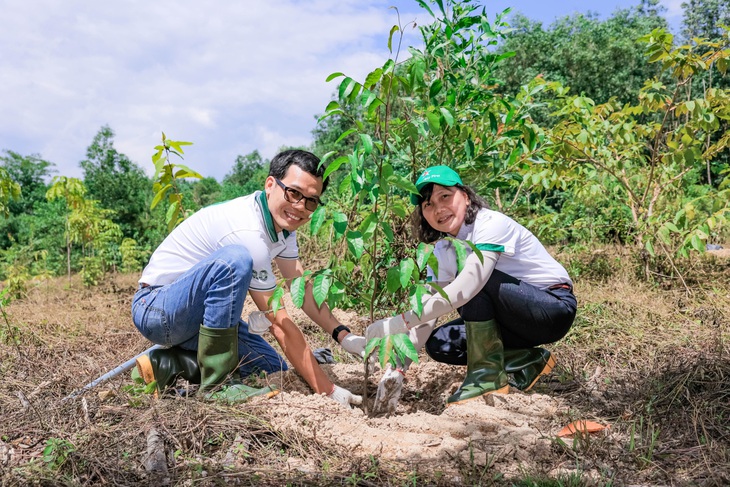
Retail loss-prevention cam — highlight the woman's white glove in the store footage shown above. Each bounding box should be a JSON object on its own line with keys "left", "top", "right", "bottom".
{"left": 365, "top": 314, "right": 408, "bottom": 341}
{"left": 372, "top": 364, "right": 404, "bottom": 416}
{"left": 340, "top": 333, "right": 366, "bottom": 358}
{"left": 329, "top": 385, "right": 363, "bottom": 408}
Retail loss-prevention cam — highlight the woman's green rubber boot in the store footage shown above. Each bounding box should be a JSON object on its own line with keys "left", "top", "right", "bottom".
{"left": 197, "top": 324, "right": 278, "bottom": 403}
{"left": 447, "top": 320, "right": 509, "bottom": 405}
{"left": 504, "top": 348, "right": 555, "bottom": 391}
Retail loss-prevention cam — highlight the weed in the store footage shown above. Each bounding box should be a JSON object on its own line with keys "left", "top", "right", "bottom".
{"left": 42, "top": 438, "right": 75, "bottom": 471}
{"left": 627, "top": 416, "right": 661, "bottom": 467}
{"left": 122, "top": 368, "right": 157, "bottom": 406}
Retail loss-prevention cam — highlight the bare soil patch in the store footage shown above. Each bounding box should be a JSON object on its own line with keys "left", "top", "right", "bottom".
{"left": 1, "top": 259, "right": 729, "bottom": 485}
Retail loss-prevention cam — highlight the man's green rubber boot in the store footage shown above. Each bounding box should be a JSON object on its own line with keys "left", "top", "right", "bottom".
{"left": 447, "top": 320, "right": 509, "bottom": 405}
{"left": 504, "top": 348, "right": 555, "bottom": 392}
{"left": 135, "top": 347, "right": 201, "bottom": 396}
{"left": 197, "top": 324, "right": 278, "bottom": 403}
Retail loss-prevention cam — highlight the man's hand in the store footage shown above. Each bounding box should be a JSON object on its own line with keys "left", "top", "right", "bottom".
{"left": 365, "top": 314, "right": 407, "bottom": 341}
{"left": 340, "top": 333, "right": 366, "bottom": 358}
{"left": 329, "top": 385, "right": 363, "bottom": 408}
{"left": 372, "top": 364, "right": 404, "bottom": 416}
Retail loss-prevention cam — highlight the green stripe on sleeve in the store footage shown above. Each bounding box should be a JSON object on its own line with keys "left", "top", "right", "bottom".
{"left": 476, "top": 243, "right": 505, "bottom": 252}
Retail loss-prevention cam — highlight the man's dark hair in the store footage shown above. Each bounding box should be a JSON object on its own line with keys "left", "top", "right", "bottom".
{"left": 411, "top": 183, "right": 489, "bottom": 243}
{"left": 269, "top": 150, "right": 328, "bottom": 192}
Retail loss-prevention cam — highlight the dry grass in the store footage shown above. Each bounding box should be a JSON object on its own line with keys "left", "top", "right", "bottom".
{"left": 0, "top": 248, "right": 729, "bottom": 486}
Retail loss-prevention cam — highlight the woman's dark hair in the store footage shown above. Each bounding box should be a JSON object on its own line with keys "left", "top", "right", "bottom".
{"left": 411, "top": 183, "right": 489, "bottom": 243}
{"left": 269, "top": 149, "right": 329, "bottom": 192}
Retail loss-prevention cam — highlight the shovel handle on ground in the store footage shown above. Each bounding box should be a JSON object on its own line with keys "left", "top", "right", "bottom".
{"left": 61, "top": 344, "right": 163, "bottom": 402}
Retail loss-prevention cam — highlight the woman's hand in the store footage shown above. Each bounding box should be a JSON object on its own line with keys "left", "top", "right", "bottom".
{"left": 339, "top": 333, "right": 366, "bottom": 358}
{"left": 365, "top": 314, "right": 408, "bottom": 341}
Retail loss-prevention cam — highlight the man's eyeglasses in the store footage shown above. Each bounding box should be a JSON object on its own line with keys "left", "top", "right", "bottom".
{"left": 275, "top": 179, "right": 323, "bottom": 212}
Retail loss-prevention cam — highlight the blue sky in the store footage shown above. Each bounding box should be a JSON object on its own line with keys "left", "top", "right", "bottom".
{"left": 0, "top": 0, "right": 685, "bottom": 181}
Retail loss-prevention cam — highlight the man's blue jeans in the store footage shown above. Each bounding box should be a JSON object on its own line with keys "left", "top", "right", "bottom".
{"left": 131, "top": 245, "right": 287, "bottom": 377}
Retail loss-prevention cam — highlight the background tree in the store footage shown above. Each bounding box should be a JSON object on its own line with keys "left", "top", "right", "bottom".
{"left": 495, "top": 4, "right": 667, "bottom": 106}
{"left": 191, "top": 177, "right": 221, "bottom": 209}
{"left": 680, "top": 0, "right": 730, "bottom": 186}
{"left": 0, "top": 151, "right": 55, "bottom": 249}
{"left": 682, "top": 0, "right": 730, "bottom": 40}
{"left": 220, "top": 150, "right": 269, "bottom": 200}
{"left": 45, "top": 177, "right": 86, "bottom": 279}
{"left": 544, "top": 28, "right": 730, "bottom": 279}
{"left": 80, "top": 125, "right": 150, "bottom": 240}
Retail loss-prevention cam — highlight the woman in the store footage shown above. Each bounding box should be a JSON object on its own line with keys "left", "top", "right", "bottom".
{"left": 366, "top": 166, "right": 577, "bottom": 405}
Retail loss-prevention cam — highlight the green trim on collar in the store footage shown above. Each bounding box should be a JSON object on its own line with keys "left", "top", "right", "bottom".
{"left": 476, "top": 243, "right": 505, "bottom": 252}
{"left": 256, "top": 191, "right": 290, "bottom": 242}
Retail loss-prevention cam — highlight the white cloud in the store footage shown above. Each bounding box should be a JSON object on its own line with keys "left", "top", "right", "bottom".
{"left": 660, "top": 0, "right": 684, "bottom": 19}
{"left": 0, "top": 0, "right": 423, "bottom": 179}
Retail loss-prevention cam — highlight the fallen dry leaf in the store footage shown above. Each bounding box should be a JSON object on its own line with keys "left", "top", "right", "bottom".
{"left": 557, "top": 420, "right": 609, "bottom": 437}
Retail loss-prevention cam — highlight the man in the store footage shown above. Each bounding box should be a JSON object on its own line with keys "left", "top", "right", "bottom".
{"left": 132, "top": 149, "right": 365, "bottom": 406}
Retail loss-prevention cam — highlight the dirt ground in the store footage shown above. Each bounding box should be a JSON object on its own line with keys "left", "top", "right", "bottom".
{"left": 1, "top": 249, "right": 729, "bottom": 485}
{"left": 252, "top": 299, "right": 573, "bottom": 483}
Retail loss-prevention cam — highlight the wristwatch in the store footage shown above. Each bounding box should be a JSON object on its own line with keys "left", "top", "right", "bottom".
{"left": 331, "top": 324, "right": 351, "bottom": 343}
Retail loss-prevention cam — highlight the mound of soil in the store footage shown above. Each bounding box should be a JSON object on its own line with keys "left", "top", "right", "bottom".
{"left": 264, "top": 363, "right": 565, "bottom": 480}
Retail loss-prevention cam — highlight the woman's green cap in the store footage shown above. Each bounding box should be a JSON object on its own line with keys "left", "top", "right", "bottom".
{"left": 411, "top": 165, "right": 463, "bottom": 204}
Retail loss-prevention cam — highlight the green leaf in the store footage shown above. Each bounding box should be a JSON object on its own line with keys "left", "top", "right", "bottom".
{"left": 333, "top": 212, "right": 348, "bottom": 239}
{"left": 399, "top": 258, "right": 416, "bottom": 288}
{"left": 388, "top": 25, "right": 400, "bottom": 53}
{"left": 268, "top": 285, "right": 286, "bottom": 314}
{"left": 462, "top": 240, "right": 483, "bottom": 264}
{"left": 379, "top": 335, "right": 395, "bottom": 368}
{"left": 346, "top": 231, "right": 364, "bottom": 259}
{"left": 150, "top": 184, "right": 172, "bottom": 210}
{"left": 362, "top": 91, "right": 379, "bottom": 109}
{"left": 426, "top": 112, "right": 441, "bottom": 134}
{"left": 429, "top": 79, "right": 443, "bottom": 99}
{"left": 387, "top": 173, "right": 419, "bottom": 194}
{"left": 440, "top": 107, "right": 454, "bottom": 127}
{"left": 165, "top": 200, "right": 180, "bottom": 227}
{"left": 323, "top": 156, "right": 348, "bottom": 180}
{"left": 690, "top": 234, "right": 704, "bottom": 252}
{"left": 327, "top": 280, "right": 346, "bottom": 309}
{"left": 364, "top": 68, "right": 383, "bottom": 89}
{"left": 428, "top": 282, "right": 450, "bottom": 302}
{"left": 386, "top": 266, "right": 401, "bottom": 293}
{"left": 365, "top": 337, "right": 380, "bottom": 361}
{"left": 489, "top": 112, "right": 498, "bottom": 134}
{"left": 380, "top": 221, "right": 394, "bottom": 242}
{"left": 495, "top": 51, "right": 516, "bottom": 62}
{"left": 414, "top": 0, "right": 435, "bottom": 17}
{"left": 360, "top": 133, "right": 374, "bottom": 156}
{"left": 309, "top": 206, "right": 326, "bottom": 235}
{"left": 312, "top": 272, "right": 332, "bottom": 307}
{"left": 434, "top": 0, "right": 445, "bottom": 16}
{"left": 326, "top": 72, "right": 345, "bottom": 82}
{"left": 391, "top": 203, "right": 408, "bottom": 218}
{"left": 339, "top": 77, "right": 358, "bottom": 100}
{"left": 453, "top": 240, "right": 467, "bottom": 273}
{"left": 416, "top": 242, "right": 433, "bottom": 271}
{"left": 465, "top": 138, "right": 475, "bottom": 159}
{"left": 645, "top": 239, "right": 655, "bottom": 257}
{"left": 290, "top": 276, "right": 306, "bottom": 308}
{"left": 409, "top": 284, "right": 427, "bottom": 318}
{"left": 359, "top": 213, "right": 378, "bottom": 240}
{"left": 392, "top": 333, "right": 419, "bottom": 364}
{"left": 335, "top": 129, "right": 357, "bottom": 144}
{"left": 427, "top": 253, "right": 440, "bottom": 280}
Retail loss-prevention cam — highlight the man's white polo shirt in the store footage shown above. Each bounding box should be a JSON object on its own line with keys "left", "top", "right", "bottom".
{"left": 139, "top": 191, "right": 298, "bottom": 292}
